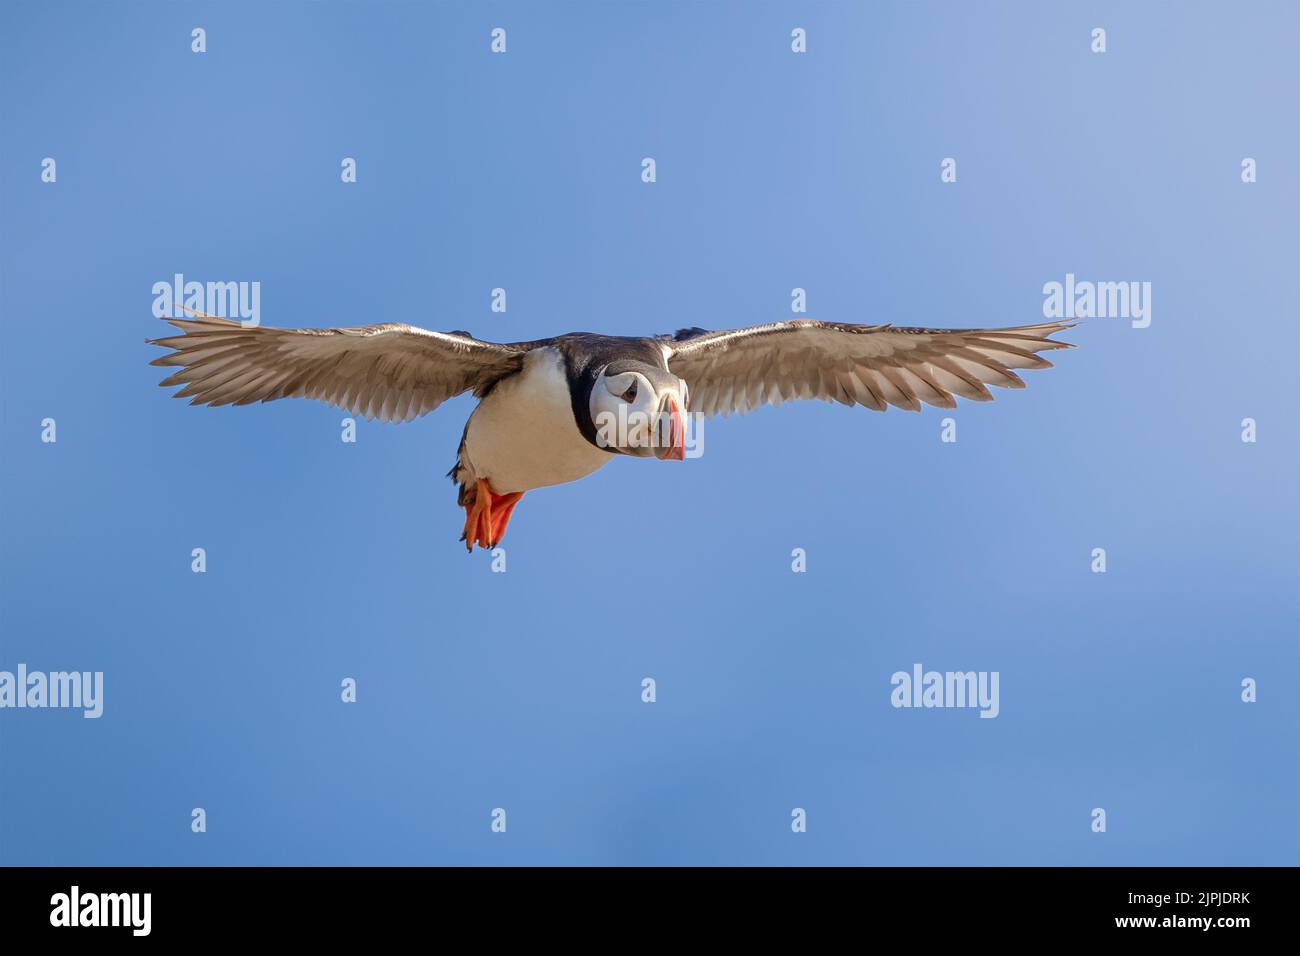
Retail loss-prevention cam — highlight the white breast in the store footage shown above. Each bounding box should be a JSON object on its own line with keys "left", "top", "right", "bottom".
{"left": 462, "top": 347, "right": 613, "bottom": 495}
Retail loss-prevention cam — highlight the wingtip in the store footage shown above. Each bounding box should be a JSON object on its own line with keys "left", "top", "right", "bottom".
{"left": 1051, "top": 322, "right": 1079, "bottom": 349}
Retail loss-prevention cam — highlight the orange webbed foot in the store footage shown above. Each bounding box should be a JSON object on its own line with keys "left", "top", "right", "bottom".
{"left": 487, "top": 492, "right": 523, "bottom": 547}
{"left": 461, "top": 480, "right": 524, "bottom": 551}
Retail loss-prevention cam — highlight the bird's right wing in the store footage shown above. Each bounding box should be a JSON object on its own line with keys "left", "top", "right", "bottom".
{"left": 148, "top": 313, "right": 531, "bottom": 423}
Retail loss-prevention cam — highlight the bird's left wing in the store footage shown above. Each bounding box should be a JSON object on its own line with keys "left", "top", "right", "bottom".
{"left": 149, "top": 313, "right": 531, "bottom": 422}
{"left": 662, "top": 319, "right": 1075, "bottom": 417}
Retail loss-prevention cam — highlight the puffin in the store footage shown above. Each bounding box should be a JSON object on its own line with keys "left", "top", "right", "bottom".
{"left": 149, "top": 312, "right": 1074, "bottom": 550}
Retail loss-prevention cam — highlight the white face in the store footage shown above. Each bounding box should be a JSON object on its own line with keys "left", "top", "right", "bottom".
{"left": 588, "top": 366, "right": 689, "bottom": 459}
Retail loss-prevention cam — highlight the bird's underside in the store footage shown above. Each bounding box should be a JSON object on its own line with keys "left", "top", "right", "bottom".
{"left": 149, "top": 311, "right": 1075, "bottom": 551}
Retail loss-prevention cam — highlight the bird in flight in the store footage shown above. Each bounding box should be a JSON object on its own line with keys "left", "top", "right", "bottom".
{"left": 149, "top": 314, "right": 1074, "bottom": 551}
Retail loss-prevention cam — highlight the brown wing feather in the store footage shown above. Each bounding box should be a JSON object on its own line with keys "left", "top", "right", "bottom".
{"left": 148, "top": 313, "right": 531, "bottom": 423}
{"left": 664, "top": 319, "right": 1074, "bottom": 416}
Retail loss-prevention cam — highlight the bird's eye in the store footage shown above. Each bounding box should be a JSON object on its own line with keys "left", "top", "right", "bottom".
{"left": 622, "top": 380, "right": 638, "bottom": 402}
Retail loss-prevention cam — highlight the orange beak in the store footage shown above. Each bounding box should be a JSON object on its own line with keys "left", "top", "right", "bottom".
{"left": 656, "top": 396, "right": 685, "bottom": 461}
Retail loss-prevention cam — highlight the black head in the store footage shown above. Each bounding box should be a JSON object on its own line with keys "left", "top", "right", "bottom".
{"left": 555, "top": 335, "right": 688, "bottom": 460}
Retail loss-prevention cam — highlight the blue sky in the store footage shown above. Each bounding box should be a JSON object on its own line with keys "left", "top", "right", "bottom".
{"left": 1, "top": 0, "right": 1296, "bottom": 865}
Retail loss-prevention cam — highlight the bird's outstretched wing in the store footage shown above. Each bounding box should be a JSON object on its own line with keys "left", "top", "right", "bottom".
{"left": 662, "top": 320, "right": 1075, "bottom": 417}
{"left": 148, "top": 313, "right": 530, "bottom": 423}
